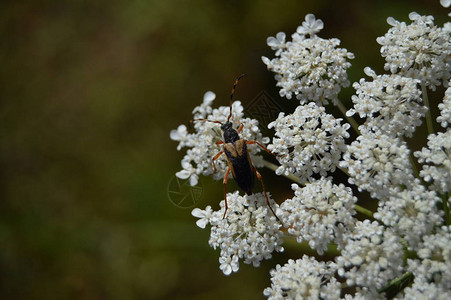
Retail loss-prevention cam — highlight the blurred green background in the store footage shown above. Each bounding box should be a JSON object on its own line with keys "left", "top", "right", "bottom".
{"left": 1, "top": 0, "right": 447, "bottom": 299}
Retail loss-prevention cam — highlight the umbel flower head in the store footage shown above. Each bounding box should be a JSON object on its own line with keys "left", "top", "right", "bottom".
{"left": 268, "top": 102, "right": 350, "bottom": 182}
{"left": 376, "top": 12, "right": 451, "bottom": 90}
{"left": 262, "top": 14, "right": 354, "bottom": 106}
{"left": 340, "top": 132, "right": 414, "bottom": 200}
{"left": 263, "top": 255, "right": 341, "bottom": 300}
{"left": 170, "top": 91, "right": 269, "bottom": 186}
{"left": 374, "top": 179, "right": 443, "bottom": 250}
{"left": 191, "top": 192, "right": 284, "bottom": 275}
{"left": 414, "top": 129, "right": 451, "bottom": 194}
{"left": 348, "top": 68, "right": 427, "bottom": 138}
{"left": 404, "top": 226, "right": 451, "bottom": 299}
{"left": 437, "top": 80, "right": 451, "bottom": 128}
{"left": 336, "top": 220, "right": 404, "bottom": 291}
{"left": 280, "top": 178, "right": 357, "bottom": 255}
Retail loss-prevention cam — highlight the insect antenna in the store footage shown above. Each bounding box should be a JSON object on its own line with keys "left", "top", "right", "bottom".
{"left": 191, "top": 118, "right": 223, "bottom": 125}
{"left": 227, "top": 73, "right": 246, "bottom": 122}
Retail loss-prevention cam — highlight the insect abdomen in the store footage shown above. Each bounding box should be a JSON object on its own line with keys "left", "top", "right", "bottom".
{"left": 224, "top": 140, "right": 255, "bottom": 195}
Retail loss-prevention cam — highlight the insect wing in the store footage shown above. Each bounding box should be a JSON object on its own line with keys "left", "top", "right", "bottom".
{"left": 223, "top": 140, "right": 254, "bottom": 195}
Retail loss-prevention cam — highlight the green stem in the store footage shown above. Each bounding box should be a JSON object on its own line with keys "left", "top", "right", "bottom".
{"left": 355, "top": 204, "right": 374, "bottom": 218}
{"left": 378, "top": 272, "right": 414, "bottom": 295}
{"left": 262, "top": 159, "right": 301, "bottom": 184}
{"left": 443, "top": 192, "right": 450, "bottom": 226}
{"left": 421, "top": 83, "right": 435, "bottom": 135}
{"left": 337, "top": 99, "right": 360, "bottom": 135}
{"left": 409, "top": 151, "right": 420, "bottom": 179}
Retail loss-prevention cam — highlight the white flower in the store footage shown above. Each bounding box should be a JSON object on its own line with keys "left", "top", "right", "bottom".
{"left": 437, "top": 80, "right": 451, "bottom": 128}
{"left": 176, "top": 159, "right": 199, "bottom": 186}
{"left": 414, "top": 129, "right": 451, "bottom": 193}
{"left": 263, "top": 255, "right": 340, "bottom": 300}
{"left": 341, "top": 287, "right": 386, "bottom": 300}
{"left": 171, "top": 91, "right": 270, "bottom": 186}
{"left": 404, "top": 226, "right": 451, "bottom": 297}
{"left": 376, "top": 14, "right": 451, "bottom": 90}
{"left": 336, "top": 220, "right": 404, "bottom": 291}
{"left": 349, "top": 71, "right": 427, "bottom": 137}
{"left": 280, "top": 179, "right": 357, "bottom": 254}
{"left": 262, "top": 15, "right": 354, "bottom": 105}
{"left": 397, "top": 282, "right": 451, "bottom": 300}
{"left": 192, "top": 192, "right": 284, "bottom": 275}
{"left": 374, "top": 180, "right": 443, "bottom": 250}
{"left": 441, "top": 0, "right": 451, "bottom": 8}
{"left": 341, "top": 132, "right": 414, "bottom": 200}
{"left": 170, "top": 124, "right": 190, "bottom": 150}
{"left": 192, "top": 91, "right": 215, "bottom": 117}
{"left": 191, "top": 206, "right": 213, "bottom": 229}
{"left": 266, "top": 32, "right": 286, "bottom": 56}
{"left": 268, "top": 102, "right": 350, "bottom": 182}
{"left": 296, "top": 14, "right": 324, "bottom": 36}
{"left": 219, "top": 254, "right": 239, "bottom": 276}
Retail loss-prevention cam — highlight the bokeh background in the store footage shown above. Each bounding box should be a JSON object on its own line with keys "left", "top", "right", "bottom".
{"left": 1, "top": 0, "right": 447, "bottom": 299}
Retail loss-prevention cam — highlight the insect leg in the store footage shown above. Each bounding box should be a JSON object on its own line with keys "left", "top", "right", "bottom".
{"left": 223, "top": 167, "right": 231, "bottom": 219}
{"left": 246, "top": 140, "right": 276, "bottom": 156}
{"left": 236, "top": 121, "right": 244, "bottom": 133}
{"left": 212, "top": 150, "right": 224, "bottom": 173}
{"left": 252, "top": 166, "right": 280, "bottom": 221}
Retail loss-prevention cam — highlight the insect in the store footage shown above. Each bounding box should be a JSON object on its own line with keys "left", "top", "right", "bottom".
{"left": 194, "top": 74, "right": 279, "bottom": 220}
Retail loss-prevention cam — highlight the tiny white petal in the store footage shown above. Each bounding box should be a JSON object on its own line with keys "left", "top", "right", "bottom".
{"left": 203, "top": 91, "right": 216, "bottom": 105}
{"left": 387, "top": 16, "right": 398, "bottom": 26}
{"left": 195, "top": 218, "right": 208, "bottom": 229}
{"left": 176, "top": 169, "right": 190, "bottom": 179}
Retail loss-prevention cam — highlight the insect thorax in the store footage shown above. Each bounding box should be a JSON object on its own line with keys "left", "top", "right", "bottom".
{"left": 221, "top": 122, "right": 240, "bottom": 143}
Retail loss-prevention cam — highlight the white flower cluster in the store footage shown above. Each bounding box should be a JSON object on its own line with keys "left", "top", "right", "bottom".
{"left": 374, "top": 180, "right": 443, "bottom": 250}
{"left": 401, "top": 226, "right": 451, "bottom": 299}
{"left": 268, "top": 102, "right": 350, "bottom": 182}
{"left": 280, "top": 179, "right": 357, "bottom": 254}
{"left": 191, "top": 192, "right": 283, "bottom": 275}
{"left": 172, "top": 6, "right": 451, "bottom": 299}
{"left": 415, "top": 130, "right": 451, "bottom": 193}
{"left": 336, "top": 220, "right": 404, "bottom": 291}
{"left": 262, "top": 14, "right": 354, "bottom": 105}
{"left": 340, "top": 132, "right": 414, "bottom": 200}
{"left": 376, "top": 13, "right": 451, "bottom": 90}
{"left": 263, "top": 255, "right": 341, "bottom": 300}
{"left": 437, "top": 81, "right": 451, "bottom": 127}
{"left": 348, "top": 69, "right": 427, "bottom": 137}
{"left": 170, "top": 91, "right": 269, "bottom": 186}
